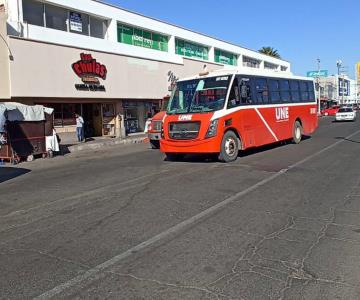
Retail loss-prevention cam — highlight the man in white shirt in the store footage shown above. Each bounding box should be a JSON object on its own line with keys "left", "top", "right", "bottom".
{"left": 75, "top": 114, "right": 84, "bottom": 142}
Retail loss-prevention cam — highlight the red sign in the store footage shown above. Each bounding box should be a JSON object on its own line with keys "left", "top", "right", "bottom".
{"left": 72, "top": 53, "right": 107, "bottom": 81}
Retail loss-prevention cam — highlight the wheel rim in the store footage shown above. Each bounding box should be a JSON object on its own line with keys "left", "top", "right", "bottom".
{"left": 295, "top": 126, "right": 301, "bottom": 140}
{"left": 225, "top": 137, "right": 237, "bottom": 157}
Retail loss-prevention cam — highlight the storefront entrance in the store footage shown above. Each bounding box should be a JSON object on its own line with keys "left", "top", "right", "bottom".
{"left": 40, "top": 102, "right": 116, "bottom": 137}
{"left": 82, "top": 103, "right": 102, "bottom": 137}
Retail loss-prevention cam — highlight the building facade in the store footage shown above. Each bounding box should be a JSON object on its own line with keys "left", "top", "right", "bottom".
{"left": 0, "top": 0, "right": 291, "bottom": 137}
{"left": 317, "top": 75, "right": 357, "bottom": 108}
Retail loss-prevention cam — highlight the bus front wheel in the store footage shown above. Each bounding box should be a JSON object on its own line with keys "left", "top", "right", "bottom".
{"left": 292, "top": 121, "right": 303, "bottom": 144}
{"left": 218, "top": 131, "right": 239, "bottom": 162}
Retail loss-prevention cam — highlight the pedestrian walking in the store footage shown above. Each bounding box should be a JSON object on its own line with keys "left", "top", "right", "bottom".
{"left": 75, "top": 113, "right": 84, "bottom": 142}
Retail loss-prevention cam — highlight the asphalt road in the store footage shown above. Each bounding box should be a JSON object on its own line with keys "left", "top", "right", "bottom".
{"left": 1, "top": 117, "right": 360, "bottom": 300}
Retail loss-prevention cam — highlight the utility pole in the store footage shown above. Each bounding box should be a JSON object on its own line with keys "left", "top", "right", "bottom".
{"left": 316, "top": 58, "right": 321, "bottom": 114}
{"left": 336, "top": 60, "right": 342, "bottom": 104}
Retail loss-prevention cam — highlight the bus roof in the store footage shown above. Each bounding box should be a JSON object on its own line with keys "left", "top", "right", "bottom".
{"left": 178, "top": 68, "right": 312, "bottom": 82}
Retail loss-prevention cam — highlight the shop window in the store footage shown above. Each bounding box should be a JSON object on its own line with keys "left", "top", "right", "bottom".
{"left": 90, "top": 17, "right": 107, "bottom": 39}
{"left": 62, "top": 104, "right": 76, "bottom": 125}
{"left": 51, "top": 103, "right": 63, "bottom": 127}
{"left": 117, "top": 23, "right": 168, "bottom": 52}
{"left": 264, "top": 62, "right": 278, "bottom": 70}
{"left": 69, "top": 11, "right": 89, "bottom": 36}
{"left": 23, "top": 0, "right": 44, "bottom": 27}
{"left": 102, "top": 103, "right": 115, "bottom": 117}
{"left": 45, "top": 4, "right": 68, "bottom": 32}
{"left": 175, "top": 38, "right": 209, "bottom": 60}
{"left": 243, "top": 56, "right": 260, "bottom": 68}
{"left": 215, "top": 49, "right": 237, "bottom": 66}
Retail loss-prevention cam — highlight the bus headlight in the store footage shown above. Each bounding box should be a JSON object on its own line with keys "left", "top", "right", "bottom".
{"left": 205, "top": 119, "right": 219, "bottom": 138}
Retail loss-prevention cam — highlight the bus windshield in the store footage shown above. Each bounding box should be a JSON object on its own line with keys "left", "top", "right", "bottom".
{"left": 167, "top": 76, "right": 231, "bottom": 114}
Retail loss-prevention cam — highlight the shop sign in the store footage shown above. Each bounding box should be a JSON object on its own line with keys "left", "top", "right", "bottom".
{"left": 306, "top": 70, "right": 328, "bottom": 78}
{"left": 338, "top": 78, "right": 350, "bottom": 96}
{"left": 72, "top": 53, "right": 107, "bottom": 92}
{"left": 70, "top": 12, "right": 83, "bottom": 32}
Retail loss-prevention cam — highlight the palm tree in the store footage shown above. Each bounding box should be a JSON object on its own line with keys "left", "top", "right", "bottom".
{"left": 258, "top": 47, "right": 281, "bottom": 59}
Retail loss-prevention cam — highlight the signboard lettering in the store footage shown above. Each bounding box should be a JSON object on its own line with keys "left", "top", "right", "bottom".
{"left": 72, "top": 53, "right": 107, "bottom": 92}
{"left": 70, "top": 12, "right": 83, "bottom": 32}
{"left": 275, "top": 107, "right": 289, "bottom": 121}
{"left": 306, "top": 70, "right": 328, "bottom": 78}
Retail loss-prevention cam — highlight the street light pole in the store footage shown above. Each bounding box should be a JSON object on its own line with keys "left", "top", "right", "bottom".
{"left": 316, "top": 58, "right": 321, "bottom": 114}
{"left": 336, "top": 60, "right": 342, "bottom": 104}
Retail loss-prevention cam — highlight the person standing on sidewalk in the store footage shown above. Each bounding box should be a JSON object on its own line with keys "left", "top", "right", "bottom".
{"left": 75, "top": 113, "right": 84, "bottom": 142}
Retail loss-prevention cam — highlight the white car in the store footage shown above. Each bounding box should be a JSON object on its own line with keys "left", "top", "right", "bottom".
{"left": 335, "top": 107, "right": 356, "bottom": 122}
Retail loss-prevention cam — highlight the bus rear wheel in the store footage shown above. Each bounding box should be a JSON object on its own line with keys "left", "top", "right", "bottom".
{"left": 218, "top": 131, "right": 239, "bottom": 162}
{"left": 292, "top": 121, "right": 303, "bottom": 144}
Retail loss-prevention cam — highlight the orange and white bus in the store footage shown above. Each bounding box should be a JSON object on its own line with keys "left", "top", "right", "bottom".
{"left": 160, "top": 69, "right": 318, "bottom": 162}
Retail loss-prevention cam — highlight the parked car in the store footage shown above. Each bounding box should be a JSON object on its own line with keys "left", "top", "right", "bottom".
{"left": 147, "top": 96, "right": 169, "bottom": 149}
{"left": 147, "top": 111, "right": 165, "bottom": 149}
{"left": 335, "top": 107, "right": 356, "bottom": 122}
{"left": 321, "top": 105, "right": 340, "bottom": 116}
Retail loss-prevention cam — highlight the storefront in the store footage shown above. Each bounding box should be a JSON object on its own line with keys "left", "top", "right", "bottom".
{"left": 4, "top": 37, "right": 225, "bottom": 138}
{"left": 39, "top": 101, "right": 117, "bottom": 137}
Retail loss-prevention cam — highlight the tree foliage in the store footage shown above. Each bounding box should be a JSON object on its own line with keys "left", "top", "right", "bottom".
{"left": 258, "top": 47, "right": 281, "bottom": 59}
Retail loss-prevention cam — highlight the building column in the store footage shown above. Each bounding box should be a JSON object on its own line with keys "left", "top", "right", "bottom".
{"left": 208, "top": 46, "right": 215, "bottom": 63}
{"left": 168, "top": 35, "right": 175, "bottom": 55}
{"left": 115, "top": 100, "right": 125, "bottom": 138}
{"left": 107, "top": 19, "right": 118, "bottom": 43}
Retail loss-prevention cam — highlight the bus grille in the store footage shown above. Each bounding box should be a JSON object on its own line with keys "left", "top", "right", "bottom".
{"left": 169, "top": 122, "right": 200, "bottom": 140}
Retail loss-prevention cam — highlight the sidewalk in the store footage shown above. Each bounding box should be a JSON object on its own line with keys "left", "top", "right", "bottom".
{"left": 58, "top": 132, "right": 148, "bottom": 153}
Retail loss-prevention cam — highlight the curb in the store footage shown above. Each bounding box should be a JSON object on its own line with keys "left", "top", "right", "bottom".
{"left": 66, "top": 136, "right": 148, "bottom": 153}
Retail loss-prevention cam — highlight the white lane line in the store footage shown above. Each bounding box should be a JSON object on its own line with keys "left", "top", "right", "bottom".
{"left": 254, "top": 108, "right": 279, "bottom": 141}
{"left": 34, "top": 129, "right": 360, "bottom": 300}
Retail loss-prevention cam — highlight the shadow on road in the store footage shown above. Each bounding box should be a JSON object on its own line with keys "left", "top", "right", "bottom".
{"left": 0, "top": 167, "right": 31, "bottom": 183}
{"left": 164, "top": 136, "right": 312, "bottom": 163}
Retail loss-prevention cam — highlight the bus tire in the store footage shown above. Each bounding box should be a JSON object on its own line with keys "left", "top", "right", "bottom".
{"left": 218, "top": 131, "right": 239, "bottom": 162}
{"left": 292, "top": 121, "right": 303, "bottom": 144}
{"left": 165, "top": 153, "right": 184, "bottom": 161}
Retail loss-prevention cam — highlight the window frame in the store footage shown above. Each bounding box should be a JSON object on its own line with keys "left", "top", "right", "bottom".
{"left": 117, "top": 22, "right": 169, "bottom": 52}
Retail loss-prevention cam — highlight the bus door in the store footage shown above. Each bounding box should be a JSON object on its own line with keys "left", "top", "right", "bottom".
{"left": 228, "top": 76, "right": 256, "bottom": 148}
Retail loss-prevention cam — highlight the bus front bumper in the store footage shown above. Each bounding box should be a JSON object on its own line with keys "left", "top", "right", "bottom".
{"left": 148, "top": 132, "right": 161, "bottom": 141}
{"left": 160, "top": 138, "right": 220, "bottom": 153}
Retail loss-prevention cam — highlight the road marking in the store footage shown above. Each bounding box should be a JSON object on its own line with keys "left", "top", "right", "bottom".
{"left": 34, "top": 129, "right": 360, "bottom": 300}
{"left": 254, "top": 108, "right": 279, "bottom": 141}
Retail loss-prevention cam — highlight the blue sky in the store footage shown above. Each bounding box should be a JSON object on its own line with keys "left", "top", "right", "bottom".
{"left": 106, "top": 0, "right": 359, "bottom": 78}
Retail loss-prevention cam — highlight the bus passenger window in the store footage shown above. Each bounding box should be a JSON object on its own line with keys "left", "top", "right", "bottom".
{"left": 269, "top": 79, "right": 281, "bottom": 104}
{"left": 255, "top": 78, "right": 268, "bottom": 104}
{"left": 228, "top": 78, "right": 240, "bottom": 108}
{"left": 239, "top": 78, "right": 252, "bottom": 105}
{"left": 280, "top": 80, "right": 291, "bottom": 103}
{"left": 290, "top": 80, "right": 301, "bottom": 102}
